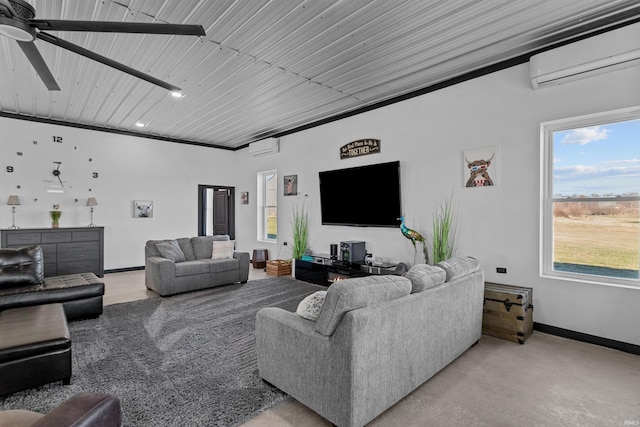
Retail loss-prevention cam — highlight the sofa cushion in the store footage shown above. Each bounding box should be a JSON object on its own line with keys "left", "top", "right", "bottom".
{"left": 212, "top": 240, "right": 235, "bottom": 260}
{"left": 404, "top": 264, "right": 446, "bottom": 293}
{"left": 315, "top": 275, "right": 412, "bottom": 336}
{"left": 191, "top": 235, "right": 230, "bottom": 259}
{"left": 296, "top": 291, "right": 327, "bottom": 321}
{"left": 0, "top": 246, "right": 44, "bottom": 288}
{"left": 436, "top": 256, "right": 481, "bottom": 282}
{"left": 176, "top": 238, "right": 196, "bottom": 261}
{"left": 155, "top": 240, "right": 186, "bottom": 263}
{"left": 175, "top": 261, "right": 210, "bottom": 277}
{"left": 205, "top": 258, "right": 239, "bottom": 273}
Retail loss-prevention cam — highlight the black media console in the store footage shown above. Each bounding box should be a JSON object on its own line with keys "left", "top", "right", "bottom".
{"left": 294, "top": 255, "right": 397, "bottom": 286}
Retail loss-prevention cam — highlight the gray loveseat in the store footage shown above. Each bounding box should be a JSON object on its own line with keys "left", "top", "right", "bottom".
{"left": 145, "top": 235, "right": 249, "bottom": 296}
{"left": 256, "top": 256, "right": 484, "bottom": 427}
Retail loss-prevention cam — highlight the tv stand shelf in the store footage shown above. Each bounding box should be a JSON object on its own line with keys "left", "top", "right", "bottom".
{"left": 294, "top": 255, "right": 397, "bottom": 286}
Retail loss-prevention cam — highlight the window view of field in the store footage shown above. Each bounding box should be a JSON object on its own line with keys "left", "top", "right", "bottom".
{"left": 549, "top": 117, "right": 640, "bottom": 281}
{"left": 553, "top": 201, "right": 639, "bottom": 278}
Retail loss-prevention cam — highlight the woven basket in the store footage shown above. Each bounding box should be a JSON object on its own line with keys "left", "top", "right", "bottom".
{"left": 266, "top": 259, "right": 292, "bottom": 276}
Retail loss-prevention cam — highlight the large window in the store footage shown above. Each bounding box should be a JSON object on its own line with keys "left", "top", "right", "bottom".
{"left": 257, "top": 170, "right": 277, "bottom": 242}
{"left": 541, "top": 107, "right": 640, "bottom": 288}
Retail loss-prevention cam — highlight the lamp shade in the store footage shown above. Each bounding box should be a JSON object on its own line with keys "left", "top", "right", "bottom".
{"left": 7, "top": 195, "right": 20, "bottom": 206}
{"left": 87, "top": 197, "right": 98, "bottom": 207}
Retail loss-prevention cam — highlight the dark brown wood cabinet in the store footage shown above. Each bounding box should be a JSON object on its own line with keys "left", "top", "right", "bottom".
{"left": 1, "top": 227, "right": 104, "bottom": 277}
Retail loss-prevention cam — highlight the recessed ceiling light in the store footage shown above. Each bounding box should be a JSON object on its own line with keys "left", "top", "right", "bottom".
{"left": 135, "top": 122, "right": 145, "bottom": 128}
{"left": 171, "top": 91, "right": 184, "bottom": 98}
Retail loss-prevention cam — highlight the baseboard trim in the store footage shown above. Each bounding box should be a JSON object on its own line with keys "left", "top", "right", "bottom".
{"left": 105, "top": 266, "right": 145, "bottom": 274}
{"left": 534, "top": 323, "right": 640, "bottom": 355}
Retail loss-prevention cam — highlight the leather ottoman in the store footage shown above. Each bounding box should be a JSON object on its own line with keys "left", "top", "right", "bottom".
{"left": 0, "top": 303, "right": 72, "bottom": 397}
{"left": 0, "top": 272, "right": 104, "bottom": 321}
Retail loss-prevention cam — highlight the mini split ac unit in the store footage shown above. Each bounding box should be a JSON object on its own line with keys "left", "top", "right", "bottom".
{"left": 530, "top": 22, "right": 640, "bottom": 89}
{"left": 249, "top": 138, "right": 279, "bottom": 157}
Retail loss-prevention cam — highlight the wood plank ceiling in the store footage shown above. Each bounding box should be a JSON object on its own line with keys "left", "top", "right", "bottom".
{"left": 1, "top": 0, "right": 639, "bottom": 149}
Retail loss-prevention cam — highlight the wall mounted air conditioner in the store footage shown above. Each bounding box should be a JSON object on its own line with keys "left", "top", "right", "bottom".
{"left": 530, "top": 22, "right": 640, "bottom": 89}
{"left": 249, "top": 138, "right": 279, "bottom": 157}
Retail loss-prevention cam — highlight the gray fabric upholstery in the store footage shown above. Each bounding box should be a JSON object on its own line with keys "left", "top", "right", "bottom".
{"left": 175, "top": 261, "right": 210, "bottom": 277}
{"left": 256, "top": 258, "right": 484, "bottom": 427}
{"left": 315, "top": 275, "right": 412, "bottom": 336}
{"left": 155, "top": 240, "right": 186, "bottom": 263}
{"left": 190, "top": 235, "right": 230, "bottom": 259}
{"left": 436, "top": 256, "right": 480, "bottom": 281}
{"left": 404, "top": 264, "right": 446, "bottom": 293}
{"left": 145, "top": 236, "right": 249, "bottom": 297}
{"left": 176, "top": 237, "right": 196, "bottom": 261}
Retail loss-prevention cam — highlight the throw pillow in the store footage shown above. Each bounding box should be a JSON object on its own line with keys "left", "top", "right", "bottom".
{"left": 155, "top": 240, "right": 186, "bottom": 263}
{"left": 296, "top": 291, "right": 327, "bottom": 321}
{"left": 211, "top": 240, "right": 235, "bottom": 260}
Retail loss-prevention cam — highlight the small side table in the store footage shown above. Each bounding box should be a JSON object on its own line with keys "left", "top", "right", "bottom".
{"left": 252, "top": 249, "right": 269, "bottom": 269}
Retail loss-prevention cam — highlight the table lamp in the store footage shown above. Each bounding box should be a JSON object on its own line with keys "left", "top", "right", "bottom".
{"left": 87, "top": 197, "right": 98, "bottom": 227}
{"left": 7, "top": 195, "right": 20, "bottom": 229}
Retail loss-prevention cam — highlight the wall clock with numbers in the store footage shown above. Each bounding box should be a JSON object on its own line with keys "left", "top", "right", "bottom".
{"left": 4, "top": 135, "right": 100, "bottom": 196}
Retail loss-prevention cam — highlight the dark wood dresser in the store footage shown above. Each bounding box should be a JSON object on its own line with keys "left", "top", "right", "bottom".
{"left": 1, "top": 227, "right": 104, "bottom": 277}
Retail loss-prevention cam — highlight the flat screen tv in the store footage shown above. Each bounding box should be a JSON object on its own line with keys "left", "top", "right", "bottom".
{"left": 319, "top": 161, "right": 401, "bottom": 227}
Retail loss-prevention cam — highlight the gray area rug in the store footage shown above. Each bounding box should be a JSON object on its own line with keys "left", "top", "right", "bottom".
{"left": 0, "top": 277, "right": 323, "bottom": 426}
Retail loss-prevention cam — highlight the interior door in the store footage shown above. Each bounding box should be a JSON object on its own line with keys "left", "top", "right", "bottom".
{"left": 213, "top": 188, "right": 230, "bottom": 235}
{"left": 198, "top": 185, "right": 235, "bottom": 238}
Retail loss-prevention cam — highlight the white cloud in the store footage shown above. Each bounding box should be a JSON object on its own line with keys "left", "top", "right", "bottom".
{"left": 560, "top": 126, "right": 608, "bottom": 145}
{"left": 606, "top": 158, "right": 640, "bottom": 164}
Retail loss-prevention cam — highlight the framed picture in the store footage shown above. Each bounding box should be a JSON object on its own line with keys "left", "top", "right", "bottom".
{"left": 463, "top": 146, "right": 499, "bottom": 188}
{"left": 284, "top": 175, "right": 297, "bottom": 196}
{"left": 133, "top": 200, "right": 153, "bottom": 218}
{"left": 240, "top": 192, "right": 249, "bottom": 204}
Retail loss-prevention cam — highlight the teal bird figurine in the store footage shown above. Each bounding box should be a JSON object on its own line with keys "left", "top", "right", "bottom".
{"left": 398, "top": 216, "right": 429, "bottom": 265}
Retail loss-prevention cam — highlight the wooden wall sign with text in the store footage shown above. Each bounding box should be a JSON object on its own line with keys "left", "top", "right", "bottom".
{"left": 340, "top": 139, "right": 380, "bottom": 159}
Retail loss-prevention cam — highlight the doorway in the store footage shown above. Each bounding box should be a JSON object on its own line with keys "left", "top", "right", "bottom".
{"left": 198, "top": 185, "right": 235, "bottom": 238}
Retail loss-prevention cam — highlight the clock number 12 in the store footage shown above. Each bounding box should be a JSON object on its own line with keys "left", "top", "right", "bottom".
{"left": 52, "top": 136, "right": 63, "bottom": 143}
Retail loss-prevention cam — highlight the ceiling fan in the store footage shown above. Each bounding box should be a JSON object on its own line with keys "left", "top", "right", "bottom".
{"left": 0, "top": 0, "right": 205, "bottom": 92}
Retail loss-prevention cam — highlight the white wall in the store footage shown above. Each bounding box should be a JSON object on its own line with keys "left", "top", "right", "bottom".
{"left": 0, "top": 118, "right": 236, "bottom": 269}
{"left": 233, "top": 62, "right": 640, "bottom": 345}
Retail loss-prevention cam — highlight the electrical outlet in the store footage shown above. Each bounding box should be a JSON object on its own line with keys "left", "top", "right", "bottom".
{"left": 496, "top": 267, "right": 507, "bottom": 274}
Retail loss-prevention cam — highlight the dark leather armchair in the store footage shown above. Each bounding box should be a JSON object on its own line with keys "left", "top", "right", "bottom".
{"left": 0, "top": 392, "right": 122, "bottom": 427}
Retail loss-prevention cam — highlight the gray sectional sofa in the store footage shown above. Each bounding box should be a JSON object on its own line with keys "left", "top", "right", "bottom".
{"left": 145, "top": 235, "right": 249, "bottom": 296}
{"left": 256, "top": 256, "right": 484, "bottom": 427}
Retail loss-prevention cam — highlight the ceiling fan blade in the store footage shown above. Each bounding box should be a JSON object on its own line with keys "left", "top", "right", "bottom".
{"left": 37, "top": 31, "right": 181, "bottom": 92}
{"left": 17, "top": 40, "right": 61, "bottom": 90}
{"left": 30, "top": 20, "right": 205, "bottom": 36}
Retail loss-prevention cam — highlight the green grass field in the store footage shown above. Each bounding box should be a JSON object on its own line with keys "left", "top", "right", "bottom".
{"left": 554, "top": 214, "right": 639, "bottom": 270}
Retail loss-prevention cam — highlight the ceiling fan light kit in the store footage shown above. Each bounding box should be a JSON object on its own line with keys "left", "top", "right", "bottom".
{"left": 0, "top": 0, "right": 205, "bottom": 92}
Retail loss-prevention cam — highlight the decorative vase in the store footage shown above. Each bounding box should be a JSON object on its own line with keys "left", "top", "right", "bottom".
{"left": 52, "top": 221, "right": 59, "bottom": 229}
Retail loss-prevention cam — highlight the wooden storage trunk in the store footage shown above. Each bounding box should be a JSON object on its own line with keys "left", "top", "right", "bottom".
{"left": 483, "top": 282, "right": 534, "bottom": 344}
{"left": 266, "top": 260, "right": 292, "bottom": 276}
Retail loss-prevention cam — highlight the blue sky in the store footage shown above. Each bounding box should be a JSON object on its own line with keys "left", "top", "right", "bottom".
{"left": 553, "top": 118, "right": 640, "bottom": 197}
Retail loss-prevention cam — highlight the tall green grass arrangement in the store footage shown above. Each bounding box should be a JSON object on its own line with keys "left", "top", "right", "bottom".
{"left": 432, "top": 193, "right": 456, "bottom": 264}
{"left": 291, "top": 201, "right": 309, "bottom": 259}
